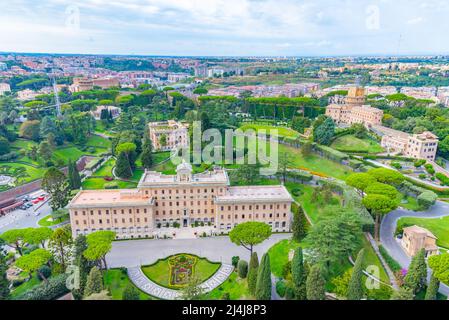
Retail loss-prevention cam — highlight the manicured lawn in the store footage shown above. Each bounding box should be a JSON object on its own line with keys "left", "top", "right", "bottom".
{"left": 285, "top": 183, "right": 342, "bottom": 223}
{"left": 104, "top": 269, "right": 152, "bottom": 300}
{"left": 141, "top": 255, "right": 221, "bottom": 289}
{"left": 38, "top": 214, "right": 69, "bottom": 227}
{"left": 153, "top": 152, "right": 171, "bottom": 165}
{"left": 81, "top": 178, "right": 137, "bottom": 190}
{"left": 267, "top": 239, "right": 302, "bottom": 278}
{"left": 397, "top": 216, "right": 449, "bottom": 249}
{"left": 86, "top": 135, "right": 112, "bottom": 149}
{"left": 399, "top": 195, "right": 421, "bottom": 211}
{"left": 360, "top": 237, "right": 389, "bottom": 283}
{"left": 93, "top": 158, "right": 115, "bottom": 177}
{"left": 206, "top": 272, "right": 251, "bottom": 300}
{"left": 53, "top": 147, "right": 87, "bottom": 163}
{"left": 331, "top": 135, "right": 384, "bottom": 154}
{"left": 0, "top": 162, "right": 44, "bottom": 183}
{"left": 131, "top": 169, "right": 144, "bottom": 182}
{"left": 240, "top": 123, "right": 300, "bottom": 139}
{"left": 10, "top": 139, "right": 38, "bottom": 150}
{"left": 10, "top": 273, "right": 41, "bottom": 299}
{"left": 279, "top": 144, "right": 352, "bottom": 179}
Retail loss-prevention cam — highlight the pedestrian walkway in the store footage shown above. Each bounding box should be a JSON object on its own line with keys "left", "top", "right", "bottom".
{"left": 128, "top": 263, "right": 234, "bottom": 300}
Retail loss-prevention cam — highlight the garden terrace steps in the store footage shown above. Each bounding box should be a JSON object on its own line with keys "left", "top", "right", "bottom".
{"left": 127, "top": 263, "right": 233, "bottom": 300}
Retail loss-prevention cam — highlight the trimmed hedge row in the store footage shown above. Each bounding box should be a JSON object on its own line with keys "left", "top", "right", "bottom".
{"left": 15, "top": 274, "right": 69, "bottom": 300}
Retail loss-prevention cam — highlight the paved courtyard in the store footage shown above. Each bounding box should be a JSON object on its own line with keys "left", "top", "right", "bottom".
{"left": 106, "top": 233, "right": 290, "bottom": 268}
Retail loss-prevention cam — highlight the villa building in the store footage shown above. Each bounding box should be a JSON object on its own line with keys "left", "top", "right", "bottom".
{"left": 91, "top": 105, "right": 121, "bottom": 120}
{"left": 325, "top": 86, "right": 384, "bottom": 128}
{"left": 148, "top": 120, "right": 189, "bottom": 151}
{"left": 373, "top": 126, "right": 439, "bottom": 161}
{"left": 401, "top": 225, "right": 439, "bottom": 257}
{"left": 67, "top": 162, "right": 293, "bottom": 239}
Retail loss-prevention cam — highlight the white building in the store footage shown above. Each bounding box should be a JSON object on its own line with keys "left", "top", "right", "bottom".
{"left": 0, "top": 83, "right": 11, "bottom": 96}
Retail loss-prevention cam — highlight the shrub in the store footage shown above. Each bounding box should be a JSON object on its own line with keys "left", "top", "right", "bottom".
{"left": 275, "top": 280, "right": 287, "bottom": 298}
{"left": 237, "top": 260, "right": 248, "bottom": 279}
{"left": 379, "top": 245, "right": 402, "bottom": 272}
{"left": 285, "top": 285, "right": 295, "bottom": 300}
{"left": 17, "top": 274, "right": 69, "bottom": 300}
{"left": 417, "top": 191, "right": 438, "bottom": 210}
{"left": 282, "top": 261, "right": 292, "bottom": 279}
{"left": 436, "top": 173, "right": 449, "bottom": 186}
{"left": 231, "top": 256, "right": 240, "bottom": 268}
{"left": 391, "top": 162, "right": 402, "bottom": 170}
{"left": 424, "top": 164, "right": 435, "bottom": 175}
{"left": 37, "top": 265, "right": 52, "bottom": 281}
{"left": 221, "top": 292, "right": 230, "bottom": 300}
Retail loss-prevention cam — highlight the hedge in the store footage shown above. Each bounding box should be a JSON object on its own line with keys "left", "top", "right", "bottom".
{"left": 16, "top": 274, "right": 69, "bottom": 300}
{"left": 314, "top": 144, "right": 349, "bottom": 162}
{"left": 379, "top": 245, "right": 402, "bottom": 273}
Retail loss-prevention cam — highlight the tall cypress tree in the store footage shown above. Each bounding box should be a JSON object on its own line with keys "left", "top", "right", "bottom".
{"left": 247, "top": 252, "right": 259, "bottom": 296}
{"left": 292, "top": 206, "right": 307, "bottom": 242}
{"left": 0, "top": 251, "right": 10, "bottom": 300}
{"left": 72, "top": 235, "right": 92, "bottom": 299}
{"left": 404, "top": 249, "right": 427, "bottom": 294}
{"left": 291, "top": 247, "right": 307, "bottom": 300}
{"left": 84, "top": 266, "right": 104, "bottom": 298}
{"left": 68, "top": 160, "right": 82, "bottom": 190}
{"left": 306, "top": 265, "right": 325, "bottom": 300}
{"left": 425, "top": 273, "right": 440, "bottom": 300}
{"left": 141, "top": 137, "right": 154, "bottom": 169}
{"left": 115, "top": 151, "right": 132, "bottom": 179}
{"left": 347, "top": 249, "right": 365, "bottom": 300}
{"left": 255, "top": 254, "right": 272, "bottom": 300}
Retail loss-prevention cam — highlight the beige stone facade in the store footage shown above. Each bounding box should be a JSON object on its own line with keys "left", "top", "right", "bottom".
{"left": 68, "top": 162, "right": 293, "bottom": 239}
{"left": 375, "top": 126, "right": 439, "bottom": 161}
{"left": 401, "top": 225, "right": 439, "bottom": 257}
{"left": 148, "top": 120, "right": 189, "bottom": 151}
{"left": 325, "top": 86, "right": 383, "bottom": 128}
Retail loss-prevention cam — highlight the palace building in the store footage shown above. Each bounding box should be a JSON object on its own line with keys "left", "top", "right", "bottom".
{"left": 67, "top": 161, "right": 293, "bottom": 239}
{"left": 325, "top": 86, "right": 384, "bottom": 128}
{"left": 148, "top": 120, "right": 189, "bottom": 151}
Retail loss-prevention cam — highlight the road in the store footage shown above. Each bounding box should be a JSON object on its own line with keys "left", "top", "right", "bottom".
{"left": 0, "top": 201, "right": 52, "bottom": 234}
{"left": 106, "top": 233, "right": 290, "bottom": 269}
{"left": 380, "top": 201, "right": 449, "bottom": 295}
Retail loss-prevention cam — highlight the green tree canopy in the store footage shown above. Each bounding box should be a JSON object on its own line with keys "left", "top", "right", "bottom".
{"left": 15, "top": 248, "right": 52, "bottom": 281}
{"left": 229, "top": 222, "right": 272, "bottom": 256}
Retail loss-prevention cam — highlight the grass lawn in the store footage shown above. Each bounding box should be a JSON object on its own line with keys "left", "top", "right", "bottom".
{"left": 94, "top": 158, "right": 115, "bottom": 177}
{"left": 285, "top": 182, "right": 342, "bottom": 223}
{"left": 360, "top": 237, "right": 389, "bottom": 283}
{"left": 10, "top": 139, "right": 38, "bottom": 150}
{"left": 278, "top": 144, "right": 352, "bottom": 179}
{"left": 10, "top": 273, "right": 41, "bottom": 299}
{"left": 331, "top": 135, "right": 384, "bottom": 154}
{"left": 104, "top": 269, "right": 152, "bottom": 300}
{"left": 81, "top": 178, "right": 137, "bottom": 190}
{"left": 52, "top": 147, "right": 87, "bottom": 163}
{"left": 267, "top": 239, "right": 302, "bottom": 278}
{"left": 0, "top": 162, "right": 44, "bottom": 183}
{"left": 240, "top": 123, "right": 300, "bottom": 139}
{"left": 86, "top": 135, "right": 112, "bottom": 149}
{"left": 38, "top": 214, "right": 69, "bottom": 227}
{"left": 206, "top": 272, "right": 251, "bottom": 300}
{"left": 397, "top": 216, "right": 449, "bottom": 249}
{"left": 131, "top": 169, "right": 144, "bottom": 182}
{"left": 141, "top": 255, "right": 221, "bottom": 289}
{"left": 399, "top": 195, "right": 421, "bottom": 211}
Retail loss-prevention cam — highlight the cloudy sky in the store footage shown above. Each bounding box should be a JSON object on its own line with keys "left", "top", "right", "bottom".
{"left": 1, "top": 0, "right": 449, "bottom": 56}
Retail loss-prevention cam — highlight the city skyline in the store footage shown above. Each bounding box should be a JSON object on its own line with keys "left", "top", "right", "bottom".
{"left": 2, "top": 0, "right": 449, "bottom": 57}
